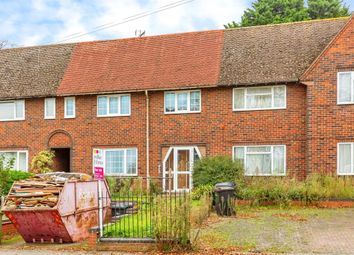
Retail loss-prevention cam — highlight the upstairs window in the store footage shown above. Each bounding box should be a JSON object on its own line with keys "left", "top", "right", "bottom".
{"left": 338, "top": 72, "right": 354, "bottom": 104}
{"left": 44, "top": 98, "right": 56, "bottom": 119}
{"left": 234, "top": 145, "right": 286, "bottom": 176}
{"left": 0, "top": 150, "right": 28, "bottom": 171}
{"left": 164, "top": 90, "right": 201, "bottom": 114}
{"left": 97, "top": 94, "right": 131, "bottom": 117}
{"left": 233, "top": 85, "right": 286, "bottom": 111}
{"left": 0, "top": 100, "right": 25, "bottom": 121}
{"left": 64, "top": 97, "right": 75, "bottom": 118}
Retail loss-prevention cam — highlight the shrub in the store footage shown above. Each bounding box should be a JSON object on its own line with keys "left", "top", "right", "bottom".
{"left": 30, "top": 150, "right": 55, "bottom": 174}
{"left": 0, "top": 155, "right": 32, "bottom": 196}
{"left": 193, "top": 156, "right": 243, "bottom": 188}
{"left": 191, "top": 184, "right": 213, "bottom": 200}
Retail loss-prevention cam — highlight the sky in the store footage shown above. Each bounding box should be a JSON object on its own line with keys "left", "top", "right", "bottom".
{"left": 1, "top": 0, "right": 354, "bottom": 47}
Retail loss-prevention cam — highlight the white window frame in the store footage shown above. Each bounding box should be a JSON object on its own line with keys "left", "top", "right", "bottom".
{"left": 64, "top": 97, "right": 76, "bottom": 119}
{"left": 97, "top": 94, "right": 131, "bottom": 117}
{"left": 233, "top": 145, "right": 286, "bottom": 176}
{"left": 44, "top": 98, "right": 56, "bottom": 119}
{"left": 0, "top": 100, "right": 25, "bottom": 121}
{"left": 337, "top": 142, "right": 354, "bottom": 175}
{"left": 93, "top": 148, "right": 138, "bottom": 176}
{"left": 337, "top": 72, "right": 354, "bottom": 105}
{"left": 164, "top": 90, "right": 201, "bottom": 114}
{"left": 0, "top": 150, "right": 28, "bottom": 171}
{"left": 233, "top": 85, "right": 287, "bottom": 111}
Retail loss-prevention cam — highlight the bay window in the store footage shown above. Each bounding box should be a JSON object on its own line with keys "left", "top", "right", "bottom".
{"left": 233, "top": 145, "right": 286, "bottom": 176}
{"left": 233, "top": 85, "right": 286, "bottom": 111}
{"left": 0, "top": 100, "right": 25, "bottom": 121}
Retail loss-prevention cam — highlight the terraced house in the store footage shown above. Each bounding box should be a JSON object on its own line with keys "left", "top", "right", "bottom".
{"left": 1, "top": 16, "right": 354, "bottom": 191}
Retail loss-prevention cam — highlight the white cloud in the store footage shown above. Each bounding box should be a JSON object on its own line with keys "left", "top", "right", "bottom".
{"left": 1, "top": 0, "right": 249, "bottom": 46}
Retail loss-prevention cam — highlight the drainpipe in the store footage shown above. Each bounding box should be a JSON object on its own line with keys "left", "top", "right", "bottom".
{"left": 145, "top": 90, "right": 150, "bottom": 190}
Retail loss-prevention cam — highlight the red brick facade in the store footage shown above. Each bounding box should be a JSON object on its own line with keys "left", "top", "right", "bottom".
{"left": 302, "top": 17, "right": 354, "bottom": 175}
{"left": 1, "top": 18, "right": 354, "bottom": 180}
{"left": 0, "top": 84, "right": 307, "bottom": 179}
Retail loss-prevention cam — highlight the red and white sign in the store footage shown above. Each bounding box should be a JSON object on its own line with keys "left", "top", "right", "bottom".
{"left": 93, "top": 149, "right": 104, "bottom": 180}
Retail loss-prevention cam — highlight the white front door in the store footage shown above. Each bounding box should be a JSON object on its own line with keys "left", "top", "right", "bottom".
{"left": 163, "top": 146, "right": 201, "bottom": 192}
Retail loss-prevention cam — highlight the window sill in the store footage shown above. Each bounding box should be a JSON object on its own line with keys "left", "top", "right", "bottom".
{"left": 97, "top": 114, "right": 131, "bottom": 118}
{"left": 233, "top": 107, "right": 286, "bottom": 112}
{"left": 337, "top": 102, "right": 354, "bottom": 105}
{"left": 105, "top": 174, "right": 138, "bottom": 177}
{"left": 64, "top": 116, "right": 76, "bottom": 119}
{"left": 337, "top": 173, "right": 354, "bottom": 176}
{"left": 0, "top": 118, "right": 25, "bottom": 122}
{"left": 244, "top": 174, "right": 286, "bottom": 177}
{"left": 164, "top": 111, "right": 201, "bottom": 115}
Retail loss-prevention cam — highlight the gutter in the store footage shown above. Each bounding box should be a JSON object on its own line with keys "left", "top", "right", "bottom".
{"left": 145, "top": 90, "right": 150, "bottom": 190}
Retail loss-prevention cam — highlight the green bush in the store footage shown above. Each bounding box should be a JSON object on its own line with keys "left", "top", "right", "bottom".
{"left": 191, "top": 184, "right": 213, "bottom": 200}
{"left": 0, "top": 155, "right": 32, "bottom": 196}
{"left": 30, "top": 150, "right": 55, "bottom": 174}
{"left": 193, "top": 156, "right": 243, "bottom": 188}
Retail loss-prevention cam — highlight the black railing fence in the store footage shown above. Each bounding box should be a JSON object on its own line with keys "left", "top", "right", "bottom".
{"left": 100, "top": 177, "right": 191, "bottom": 244}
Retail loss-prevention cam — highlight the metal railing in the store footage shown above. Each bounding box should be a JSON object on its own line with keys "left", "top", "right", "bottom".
{"left": 100, "top": 177, "right": 191, "bottom": 243}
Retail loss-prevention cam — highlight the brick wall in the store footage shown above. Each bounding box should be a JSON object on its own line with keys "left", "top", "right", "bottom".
{"left": 0, "top": 85, "right": 306, "bottom": 179}
{"left": 302, "top": 18, "right": 354, "bottom": 175}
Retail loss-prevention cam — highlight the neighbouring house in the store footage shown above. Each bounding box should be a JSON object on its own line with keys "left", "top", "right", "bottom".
{"left": 1, "top": 16, "right": 354, "bottom": 192}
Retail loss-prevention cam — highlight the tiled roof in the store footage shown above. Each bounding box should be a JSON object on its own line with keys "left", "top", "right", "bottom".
{"left": 0, "top": 18, "right": 349, "bottom": 99}
{"left": 58, "top": 30, "right": 224, "bottom": 95}
{"left": 0, "top": 44, "right": 75, "bottom": 99}
{"left": 218, "top": 18, "right": 348, "bottom": 86}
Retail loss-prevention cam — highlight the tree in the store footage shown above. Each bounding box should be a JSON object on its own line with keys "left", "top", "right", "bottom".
{"left": 224, "top": 0, "right": 350, "bottom": 29}
{"left": 308, "top": 0, "right": 350, "bottom": 19}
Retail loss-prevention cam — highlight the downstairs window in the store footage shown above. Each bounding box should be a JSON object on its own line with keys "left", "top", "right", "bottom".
{"left": 233, "top": 145, "right": 286, "bottom": 176}
{"left": 0, "top": 150, "right": 28, "bottom": 171}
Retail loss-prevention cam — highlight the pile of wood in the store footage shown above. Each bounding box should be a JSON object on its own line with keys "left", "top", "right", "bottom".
{"left": 3, "top": 172, "right": 92, "bottom": 210}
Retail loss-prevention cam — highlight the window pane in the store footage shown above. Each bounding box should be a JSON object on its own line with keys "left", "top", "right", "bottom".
{"left": 0, "top": 152, "right": 16, "bottom": 169}
{"left": 338, "top": 73, "right": 352, "bottom": 103}
{"left": 109, "top": 97, "right": 119, "bottom": 114}
{"left": 246, "top": 154, "right": 272, "bottom": 175}
{"left": 19, "top": 152, "right": 27, "bottom": 171}
{"left": 65, "top": 98, "right": 74, "bottom": 116}
{"left": 98, "top": 97, "right": 107, "bottom": 115}
{"left": 274, "top": 86, "right": 286, "bottom": 108}
{"left": 246, "top": 94, "right": 272, "bottom": 109}
{"left": 339, "top": 144, "right": 351, "bottom": 174}
{"left": 190, "top": 91, "right": 200, "bottom": 111}
{"left": 45, "top": 98, "right": 55, "bottom": 118}
{"left": 247, "top": 146, "right": 271, "bottom": 153}
{"left": 273, "top": 146, "right": 285, "bottom": 175}
{"left": 0, "top": 102, "right": 14, "bottom": 120}
{"left": 105, "top": 150, "right": 124, "bottom": 174}
{"left": 234, "top": 147, "right": 245, "bottom": 166}
{"left": 247, "top": 87, "right": 272, "bottom": 95}
{"left": 177, "top": 93, "right": 188, "bottom": 111}
{"left": 15, "top": 101, "right": 24, "bottom": 119}
{"left": 126, "top": 149, "right": 137, "bottom": 174}
{"left": 120, "top": 95, "right": 130, "bottom": 115}
{"left": 165, "top": 93, "right": 175, "bottom": 112}
{"left": 234, "top": 89, "right": 245, "bottom": 109}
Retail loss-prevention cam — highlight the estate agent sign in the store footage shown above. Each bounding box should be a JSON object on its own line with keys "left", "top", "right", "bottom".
{"left": 93, "top": 149, "right": 104, "bottom": 180}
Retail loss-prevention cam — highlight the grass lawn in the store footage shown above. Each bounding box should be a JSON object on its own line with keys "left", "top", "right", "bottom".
{"left": 194, "top": 205, "right": 354, "bottom": 254}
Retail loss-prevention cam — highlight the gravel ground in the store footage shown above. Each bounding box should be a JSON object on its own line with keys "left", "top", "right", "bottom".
{"left": 197, "top": 207, "right": 354, "bottom": 254}
{"left": 0, "top": 249, "right": 135, "bottom": 255}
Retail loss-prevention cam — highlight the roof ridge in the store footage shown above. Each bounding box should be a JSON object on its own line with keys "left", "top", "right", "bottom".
{"left": 225, "top": 16, "right": 349, "bottom": 31}
{"left": 0, "top": 42, "right": 77, "bottom": 52}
